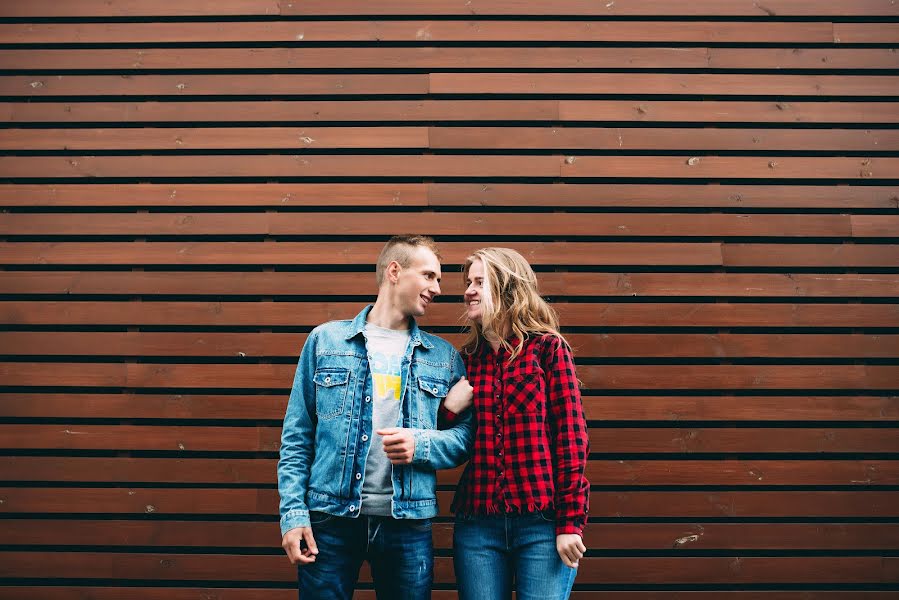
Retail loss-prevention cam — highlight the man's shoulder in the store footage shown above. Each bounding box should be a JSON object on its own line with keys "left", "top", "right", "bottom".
{"left": 309, "top": 318, "right": 354, "bottom": 340}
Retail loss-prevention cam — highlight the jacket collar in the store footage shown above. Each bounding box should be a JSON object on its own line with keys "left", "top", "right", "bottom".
{"left": 347, "top": 304, "right": 433, "bottom": 349}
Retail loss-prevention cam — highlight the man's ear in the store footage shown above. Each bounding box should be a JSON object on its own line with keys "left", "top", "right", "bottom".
{"left": 386, "top": 260, "right": 402, "bottom": 284}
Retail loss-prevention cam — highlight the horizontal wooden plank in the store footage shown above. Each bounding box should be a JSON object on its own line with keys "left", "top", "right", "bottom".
{"left": 3, "top": 301, "right": 897, "bottom": 328}
{"left": 0, "top": 74, "right": 430, "bottom": 97}
{"left": 4, "top": 0, "right": 898, "bottom": 17}
{"left": 3, "top": 519, "right": 898, "bottom": 550}
{"left": 0, "top": 242, "right": 727, "bottom": 266}
{"left": 8, "top": 127, "right": 899, "bottom": 152}
{"left": 722, "top": 244, "right": 899, "bottom": 268}
{"left": 2, "top": 183, "right": 896, "bottom": 209}
{"left": 2, "top": 271, "right": 897, "bottom": 298}
{"left": 6, "top": 48, "right": 897, "bottom": 71}
{"left": 3, "top": 155, "right": 896, "bottom": 180}
{"left": 0, "top": 551, "right": 896, "bottom": 584}
{"left": 2, "top": 393, "right": 896, "bottom": 422}
{"left": 0, "top": 21, "right": 844, "bottom": 44}
{"left": 0, "top": 362, "right": 895, "bottom": 390}
{"left": 4, "top": 101, "right": 897, "bottom": 124}
{"left": 0, "top": 212, "right": 863, "bottom": 238}
{"left": 0, "top": 591, "right": 896, "bottom": 600}
{"left": 2, "top": 424, "right": 896, "bottom": 453}
{"left": 430, "top": 73, "right": 899, "bottom": 96}
{"left": 5, "top": 332, "right": 896, "bottom": 359}
{"left": 4, "top": 488, "right": 897, "bottom": 517}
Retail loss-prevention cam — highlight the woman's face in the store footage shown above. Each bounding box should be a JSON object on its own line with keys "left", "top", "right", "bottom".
{"left": 464, "top": 258, "right": 485, "bottom": 323}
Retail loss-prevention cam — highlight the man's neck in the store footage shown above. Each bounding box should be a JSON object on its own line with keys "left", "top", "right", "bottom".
{"left": 367, "top": 298, "right": 411, "bottom": 331}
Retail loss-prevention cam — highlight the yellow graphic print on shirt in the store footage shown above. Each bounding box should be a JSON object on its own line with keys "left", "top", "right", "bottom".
{"left": 369, "top": 351, "right": 403, "bottom": 401}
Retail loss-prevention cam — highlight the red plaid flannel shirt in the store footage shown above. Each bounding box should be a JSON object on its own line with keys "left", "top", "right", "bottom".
{"left": 448, "top": 334, "right": 589, "bottom": 536}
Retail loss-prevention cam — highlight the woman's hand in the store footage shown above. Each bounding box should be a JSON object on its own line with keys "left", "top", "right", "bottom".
{"left": 443, "top": 376, "right": 473, "bottom": 414}
{"left": 556, "top": 533, "right": 586, "bottom": 568}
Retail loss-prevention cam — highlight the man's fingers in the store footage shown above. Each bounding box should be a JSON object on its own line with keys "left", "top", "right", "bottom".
{"left": 302, "top": 528, "right": 319, "bottom": 556}
{"left": 375, "top": 427, "right": 400, "bottom": 436}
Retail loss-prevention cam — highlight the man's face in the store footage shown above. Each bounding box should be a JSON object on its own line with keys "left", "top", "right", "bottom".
{"left": 393, "top": 246, "right": 442, "bottom": 318}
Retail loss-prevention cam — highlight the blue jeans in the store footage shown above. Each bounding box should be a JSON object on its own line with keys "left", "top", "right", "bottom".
{"left": 296, "top": 511, "right": 433, "bottom": 600}
{"left": 453, "top": 513, "right": 577, "bottom": 600}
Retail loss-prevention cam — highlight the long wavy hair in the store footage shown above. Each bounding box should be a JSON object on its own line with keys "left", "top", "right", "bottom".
{"left": 460, "top": 247, "right": 569, "bottom": 360}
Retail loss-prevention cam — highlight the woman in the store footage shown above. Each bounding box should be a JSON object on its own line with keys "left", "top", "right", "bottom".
{"left": 443, "top": 247, "right": 589, "bottom": 600}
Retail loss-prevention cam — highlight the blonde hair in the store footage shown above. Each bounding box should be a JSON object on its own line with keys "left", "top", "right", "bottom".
{"left": 461, "top": 247, "right": 569, "bottom": 360}
{"left": 376, "top": 234, "right": 441, "bottom": 286}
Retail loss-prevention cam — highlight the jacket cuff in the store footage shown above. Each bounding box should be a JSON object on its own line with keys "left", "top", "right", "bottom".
{"left": 280, "top": 508, "right": 310, "bottom": 537}
{"left": 411, "top": 428, "right": 431, "bottom": 464}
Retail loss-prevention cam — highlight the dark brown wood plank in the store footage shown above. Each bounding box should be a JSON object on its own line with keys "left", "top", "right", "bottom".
{"left": 0, "top": 21, "right": 839, "bottom": 44}
{"left": 722, "top": 244, "right": 899, "bottom": 267}
{"left": 0, "top": 212, "right": 858, "bottom": 238}
{"left": 3, "top": 519, "right": 898, "bottom": 550}
{"left": 851, "top": 215, "right": 899, "bottom": 238}
{"left": 0, "top": 551, "right": 896, "bottom": 584}
{"left": 6, "top": 101, "right": 898, "bottom": 124}
{"left": 2, "top": 271, "right": 898, "bottom": 298}
{"left": 4, "top": 332, "right": 897, "bottom": 359}
{"left": 3, "top": 301, "right": 897, "bottom": 328}
{"left": 0, "top": 242, "right": 724, "bottom": 266}
{"left": 0, "top": 1, "right": 281, "bottom": 17}
{"left": 0, "top": 74, "right": 430, "bottom": 97}
{"left": 430, "top": 73, "right": 899, "bottom": 96}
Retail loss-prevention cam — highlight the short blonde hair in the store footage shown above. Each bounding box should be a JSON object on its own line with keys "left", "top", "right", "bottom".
{"left": 376, "top": 235, "right": 441, "bottom": 286}
{"left": 461, "top": 247, "right": 568, "bottom": 360}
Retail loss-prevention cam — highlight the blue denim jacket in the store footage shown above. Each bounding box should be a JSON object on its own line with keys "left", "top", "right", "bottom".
{"left": 278, "top": 305, "right": 473, "bottom": 536}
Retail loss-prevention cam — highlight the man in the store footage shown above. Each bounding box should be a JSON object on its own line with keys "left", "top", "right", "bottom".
{"left": 278, "top": 234, "right": 474, "bottom": 600}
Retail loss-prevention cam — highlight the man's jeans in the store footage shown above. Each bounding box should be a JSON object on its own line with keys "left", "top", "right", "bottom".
{"left": 296, "top": 511, "right": 433, "bottom": 600}
{"left": 453, "top": 513, "right": 577, "bottom": 600}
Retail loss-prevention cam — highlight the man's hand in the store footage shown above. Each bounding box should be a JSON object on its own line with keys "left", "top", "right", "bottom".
{"left": 556, "top": 533, "right": 586, "bottom": 568}
{"left": 376, "top": 427, "right": 415, "bottom": 464}
{"left": 282, "top": 526, "right": 318, "bottom": 565}
{"left": 443, "top": 376, "right": 474, "bottom": 414}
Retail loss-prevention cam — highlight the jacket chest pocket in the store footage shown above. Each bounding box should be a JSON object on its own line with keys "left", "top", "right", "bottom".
{"left": 416, "top": 376, "right": 448, "bottom": 427}
{"left": 504, "top": 373, "right": 544, "bottom": 415}
{"left": 313, "top": 368, "right": 350, "bottom": 420}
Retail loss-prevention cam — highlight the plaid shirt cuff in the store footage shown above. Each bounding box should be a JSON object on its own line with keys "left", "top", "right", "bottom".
{"left": 438, "top": 404, "right": 461, "bottom": 426}
{"left": 555, "top": 518, "right": 585, "bottom": 537}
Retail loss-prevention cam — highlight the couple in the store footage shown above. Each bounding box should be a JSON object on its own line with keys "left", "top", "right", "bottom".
{"left": 278, "top": 235, "right": 589, "bottom": 600}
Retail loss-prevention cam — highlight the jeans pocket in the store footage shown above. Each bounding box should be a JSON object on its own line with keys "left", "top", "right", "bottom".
{"left": 536, "top": 509, "right": 555, "bottom": 523}
{"left": 405, "top": 518, "right": 432, "bottom": 532}
{"left": 309, "top": 510, "right": 334, "bottom": 527}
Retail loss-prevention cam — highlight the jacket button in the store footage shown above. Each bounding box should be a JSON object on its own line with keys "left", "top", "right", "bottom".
{"left": 361, "top": 435, "right": 368, "bottom": 442}
{"left": 432, "top": 387, "right": 439, "bottom": 393}
{"left": 355, "top": 473, "right": 362, "bottom": 480}
{"left": 365, "top": 396, "right": 371, "bottom": 402}
{"left": 324, "top": 376, "right": 331, "bottom": 383}
{"left": 349, "top": 505, "right": 356, "bottom": 512}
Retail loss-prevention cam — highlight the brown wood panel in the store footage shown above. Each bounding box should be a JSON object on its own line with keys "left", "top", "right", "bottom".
{"left": 0, "top": 361, "right": 895, "bottom": 390}
{"left": 1, "top": 590, "right": 897, "bottom": 600}
{"left": 851, "top": 215, "right": 899, "bottom": 238}
{"left": 1, "top": 183, "right": 895, "bottom": 209}
{"left": 0, "top": 127, "right": 428, "bottom": 151}
{"left": 0, "top": 47, "right": 719, "bottom": 70}
{"left": 708, "top": 48, "right": 899, "bottom": 70}
{"left": 0, "top": 183, "right": 429, "bottom": 207}
{"left": 3, "top": 301, "right": 897, "bottom": 328}
{"left": 0, "top": 74, "right": 430, "bottom": 97}
{"left": 3, "top": 271, "right": 898, "bottom": 298}
{"left": 430, "top": 127, "right": 899, "bottom": 151}
{"left": 1, "top": 551, "right": 896, "bottom": 584}
{"left": 4, "top": 519, "right": 899, "bottom": 550}
{"left": 560, "top": 156, "right": 899, "bottom": 180}
{"left": 6, "top": 101, "right": 898, "bottom": 124}
{"left": 0, "top": 154, "right": 565, "bottom": 178}
{"left": 584, "top": 396, "right": 899, "bottom": 421}
{"left": 835, "top": 23, "right": 899, "bottom": 43}
{"left": 0, "top": 242, "right": 724, "bottom": 266}
{"left": 10, "top": 127, "right": 899, "bottom": 152}
{"left": 430, "top": 73, "right": 899, "bottom": 96}
{"left": 0, "top": 212, "right": 858, "bottom": 238}
{"left": 428, "top": 183, "right": 899, "bottom": 209}
{"left": 3, "top": 424, "right": 897, "bottom": 453}
{"left": 589, "top": 428, "right": 899, "bottom": 453}
{"left": 2, "top": 393, "right": 895, "bottom": 421}
{"left": 557, "top": 101, "right": 899, "bottom": 123}
{"left": 0, "top": 101, "right": 562, "bottom": 124}
{"left": 5, "top": 487, "right": 897, "bottom": 517}
{"left": 722, "top": 244, "right": 899, "bottom": 267}
{"left": 5, "top": 332, "right": 897, "bottom": 359}
{"left": 5, "top": 0, "right": 898, "bottom": 17}
{"left": 0, "top": 21, "right": 840, "bottom": 44}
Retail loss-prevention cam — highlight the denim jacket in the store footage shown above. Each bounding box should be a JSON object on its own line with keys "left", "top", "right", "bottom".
{"left": 278, "top": 305, "right": 473, "bottom": 536}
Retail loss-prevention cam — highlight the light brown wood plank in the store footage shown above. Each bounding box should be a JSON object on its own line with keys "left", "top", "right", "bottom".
{"left": 834, "top": 23, "right": 899, "bottom": 43}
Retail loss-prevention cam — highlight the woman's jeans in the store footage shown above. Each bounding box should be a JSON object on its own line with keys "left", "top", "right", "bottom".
{"left": 453, "top": 512, "right": 577, "bottom": 600}
{"left": 296, "top": 511, "right": 433, "bottom": 600}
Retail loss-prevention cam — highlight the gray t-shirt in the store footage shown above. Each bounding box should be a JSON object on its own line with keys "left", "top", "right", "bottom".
{"left": 360, "top": 322, "right": 411, "bottom": 515}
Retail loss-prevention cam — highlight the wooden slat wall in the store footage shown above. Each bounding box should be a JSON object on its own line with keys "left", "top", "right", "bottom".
{"left": 0, "top": 0, "right": 897, "bottom": 597}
